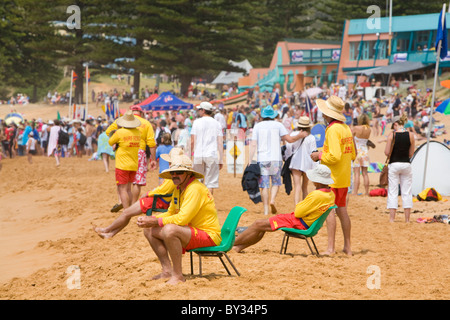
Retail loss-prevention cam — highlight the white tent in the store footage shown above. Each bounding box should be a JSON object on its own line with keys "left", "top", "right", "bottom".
{"left": 410, "top": 141, "right": 450, "bottom": 196}
{"left": 212, "top": 59, "right": 253, "bottom": 85}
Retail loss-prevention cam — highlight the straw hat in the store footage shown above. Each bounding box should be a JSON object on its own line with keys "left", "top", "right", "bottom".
{"left": 116, "top": 110, "right": 141, "bottom": 128}
{"left": 295, "top": 116, "right": 313, "bottom": 129}
{"left": 315, "top": 96, "right": 346, "bottom": 122}
{"left": 306, "top": 164, "right": 334, "bottom": 186}
{"left": 160, "top": 147, "right": 184, "bottom": 163}
{"left": 159, "top": 154, "right": 204, "bottom": 180}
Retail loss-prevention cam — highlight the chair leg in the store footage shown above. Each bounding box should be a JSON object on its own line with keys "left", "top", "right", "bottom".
{"left": 218, "top": 254, "right": 232, "bottom": 276}
{"left": 309, "top": 237, "right": 320, "bottom": 256}
{"left": 304, "top": 238, "right": 316, "bottom": 256}
{"left": 280, "top": 233, "right": 290, "bottom": 254}
{"left": 190, "top": 251, "right": 194, "bottom": 275}
{"left": 198, "top": 255, "right": 202, "bottom": 275}
{"left": 223, "top": 253, "right": 240, "bottom": 276}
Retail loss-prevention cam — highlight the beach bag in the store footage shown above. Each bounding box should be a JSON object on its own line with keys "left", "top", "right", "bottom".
{"left": 417, "top": 188, "right": 442, "bottom": 201}
{"left": 379, "top": 132, "right": 395, "bottom": 187}
{"left": 78, "top": 133, "right": 87, "bottom": 146}
{"left": 58, "top": 130, "right": 70, "bottom": 145}
{"left": 369, "top": 188, "right": 387, "bottom": 197}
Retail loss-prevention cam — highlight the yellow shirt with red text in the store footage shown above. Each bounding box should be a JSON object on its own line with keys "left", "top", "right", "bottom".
{"left": 156, "top": 179, "right": 222, "bottom": 246}
{"left": 146, "top": 179, "right": 176, "bottom": 203}
{"left": 294, "top": 189, "right": 335, "bottom": 226}
{"left": 105, "top": 115, "right": 155, "bottom": 150}
{"left": 109, "top": 128, "right": 140, "bottom": 171}
{"left": 320, "top": 121, "right": 356, "bottom": 188}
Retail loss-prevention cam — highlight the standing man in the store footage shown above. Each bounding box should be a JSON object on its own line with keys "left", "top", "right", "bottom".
{"left": 190, "top": 101, "right": 224, "bottom": 195}
{"left": 109, "top": 111, "right": 141, "bottom": 210}
{"left": 136, "top": 154, "right": 222, "bottom": 285}
{"left": 106, "top": 106, "right": 157, "bottom": 205}
{"left": 311, "top": 96, "right": 356, "bottom": 256}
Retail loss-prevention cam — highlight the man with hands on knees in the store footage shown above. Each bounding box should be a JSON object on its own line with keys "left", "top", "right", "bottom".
{"left": 136, "top": 154, "right": 221, "bottom": 285}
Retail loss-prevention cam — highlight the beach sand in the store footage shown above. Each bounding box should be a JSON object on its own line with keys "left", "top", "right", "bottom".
{"left": 0, "top": 102, "right": 449, "bottom": 300}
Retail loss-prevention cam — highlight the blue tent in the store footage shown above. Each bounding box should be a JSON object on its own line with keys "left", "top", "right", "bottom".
{"left": 141, "top": 91, "right": 193, "bottom": 111}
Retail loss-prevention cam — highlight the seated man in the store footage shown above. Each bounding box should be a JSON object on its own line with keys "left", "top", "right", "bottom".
{"left": 136, "top": 154, "right": 222, "bottom": 285}
{"left": 233, "top": 164, "right": 335, "bottom": 253}
{"left": 93, "top": 148, "right": 184, "bottom": 239}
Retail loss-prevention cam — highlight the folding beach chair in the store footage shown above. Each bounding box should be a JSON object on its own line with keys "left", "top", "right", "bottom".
{"left": 189, "top": 206, "right": 247, "bottom": 276}
{"left": 279, "top": 205, "right": 337, "bottom": 256}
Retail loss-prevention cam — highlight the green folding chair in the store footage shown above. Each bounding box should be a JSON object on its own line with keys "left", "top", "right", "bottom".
{"left": 279, "top": 205, "right": 337, "bottom": 256}
{"left": 189, "top": 206, "right": 247, "bottom": 277}
{"left": 145, "top": 193, "right": 172, "bottom": 216}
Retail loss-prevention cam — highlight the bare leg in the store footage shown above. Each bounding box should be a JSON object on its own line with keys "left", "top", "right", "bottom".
{"left": 389, "top": 208, "right": 396, "bottom": 222}
{"left": 143, "top": 227, "right": 173, "bottom": 280}
{"left": 94, "top": 201, "right": 142, "bottom": 238}
{"left": 131, "top": 184, "right": 141, "bottom": 204}
{"left": 301, "top": 171, "right": 309, "bottom": 200}
{"left": 117, "top": 183, "right": 132, "bottom": 209}
{"left": 233, "top": 219, "right": 272, "bottom": 253}
{"left": 291, "top": 169, "right": 302, "bottom": 205}
{"left": 404, "top": 208, "right": 411, "bottom": 223}
{"left": 161, "top": 224, "right": 191, "bottom": 285}
{"left": 353, "top": 167, "right": 360, "bottom": 195}
{"left": 335, "top": 206, "right": 352, "bottom": 256}
{"left": 261, "top": 188, "right": 270, "bottom": 215}
{"left": 324, "top": 210, "right": 337, "bottom": 255}
{"left": 102, "top": 153, "right": 109, "bottom": 172}
{"left": 269, "top": 185, "right": 279, "bottom": 214}
{"left": 361, "top": 167, "right": 370, "bottom": 196}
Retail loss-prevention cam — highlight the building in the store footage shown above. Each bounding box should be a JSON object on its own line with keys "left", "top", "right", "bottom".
{"left": 238, "top": 39, "right": 341, "bottom": 96}
{"left": 337, "top": 12, "right": 450, "bottom": 84}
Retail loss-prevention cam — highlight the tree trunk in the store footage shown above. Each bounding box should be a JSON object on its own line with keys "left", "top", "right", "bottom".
{"left": 179, "top": 74, "right": 192, "bottom": 98}
{"left": 32, "top": 85, "right": 38, "bottom": 103}
{"left": 133, "top": 72, "right": 140, "bottom": 100}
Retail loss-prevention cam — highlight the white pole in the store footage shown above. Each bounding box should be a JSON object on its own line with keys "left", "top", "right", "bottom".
{"left": 388, "top": 0, "right": 392, "bottom": 55}
{"left": 85, "top": 65, "right": 89, "bottom": 119}
{"left": 69, "top": 70, "right": 73, "bottom": 120}
{"left": 422, "top": 4, "right": 446, "bottom": 190}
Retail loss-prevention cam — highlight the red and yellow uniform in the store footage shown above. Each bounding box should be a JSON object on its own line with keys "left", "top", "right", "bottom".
{"left": 156, "top": 179, "right": 222, "bottom": 246}
{"left": 109, "top": 127, "right": 140, "bottom": 171}
{"left": 269, "top": 189, "right": 335, "bottom": 230}
{"left": 319, "top": 121, "right": 356, "bottom": 188}
{"left": 106, "top": 115, "right": 155, "bottom": 151}
{"left": 139, "top": 179, "right": 175, "bottom": 213}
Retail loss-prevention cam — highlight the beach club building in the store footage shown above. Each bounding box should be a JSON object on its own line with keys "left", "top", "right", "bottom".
{"left": 238, "top": 13, "right": 450, "bottom": 95}
{"left": 337, "top": 12, "right": 450, "bottom": 84}
{"left": 238, "top": 39, "right": 341, "bottom": 95}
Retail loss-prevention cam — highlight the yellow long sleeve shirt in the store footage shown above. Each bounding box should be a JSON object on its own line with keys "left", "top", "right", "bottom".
{"left": 156, "top": 179, "right": 222, "bottom": 246}
{"left": 106, "top": 115, "right": 156, "bottom": 150}
{"left": 319, "top": 121, "right": 356, "bottom": 188}
{"left": 146, "top": 179, "right": 175, "bottom": 203}
{"left": 294, "top": 188, "right": 336, "bottom": 226}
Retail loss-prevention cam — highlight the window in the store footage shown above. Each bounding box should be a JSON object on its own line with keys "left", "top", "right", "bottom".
{"left": 349, "top": 42, "right": 360, "bottom": 60}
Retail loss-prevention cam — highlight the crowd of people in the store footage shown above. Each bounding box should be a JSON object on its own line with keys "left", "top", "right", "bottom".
{"left": 0, "top": 80, "right": 443, "bottom": 284}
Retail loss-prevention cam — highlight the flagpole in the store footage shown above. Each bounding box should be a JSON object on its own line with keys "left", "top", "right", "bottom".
{"left": 85, "top": 65, "right": 89, "bottom": 119}
{"left": 422, "top": 4, "right": 446, "bottom": 191}
{"left": 69, "top": 70, "right": 73, "bottom": 120}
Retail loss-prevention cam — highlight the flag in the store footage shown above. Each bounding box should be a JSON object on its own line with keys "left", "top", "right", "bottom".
{"left": 57, "top": 110, "right": 61, "bottom": 120}
{"left": 72, "top": 71, "right": 78, "bottom": 82}
{"left": 436, "top": 9, "right": 448, "bottom": 60}
{"left": 271, "top": 92, "right": 279, "bottom": 106}
{"left": 305, "top": 94, "right": 313, "bottom": 115}
{"left": 106, "top": 103, "right": 111, "bottom": 119}
{"left": 86, "top": 67, "right": 90, "bottom": 83}
{"left": 73, "top": 104, "right": 77, "bottom": 119}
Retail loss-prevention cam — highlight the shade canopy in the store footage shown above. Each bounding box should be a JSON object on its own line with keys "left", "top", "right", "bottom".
{"left": 141, "top": 91, "right": 193, "bottom": 111}
{"left": 348, "top": 62, "right": 429, "bottom": 76}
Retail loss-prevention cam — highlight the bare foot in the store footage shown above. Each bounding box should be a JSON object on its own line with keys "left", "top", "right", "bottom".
{"left": 270, "top": 204, "right": 277, "bottom": 214}
{"left": 151, "top": 272, "right": 171, "bottom": 281}
{"left": 342, "top": 249, "right": 353, "bottom": 256}
{"left": 166, "top": 276, "right": 186, "bottom": 285}
{"left": 92, "top": 225, "right": 111, "bottom": 239}
{"left": 321, "top": 250, "right": 335, "bottom": 256}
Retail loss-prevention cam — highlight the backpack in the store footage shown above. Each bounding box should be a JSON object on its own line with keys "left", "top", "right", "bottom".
{"left": 78, "top": 133, "right": 87, "bottom": 145}
{"left": 58, "top": 130, "right": 70, "bottom": 145}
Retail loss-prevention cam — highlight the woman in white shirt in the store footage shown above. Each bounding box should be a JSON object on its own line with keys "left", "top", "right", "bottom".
{"left": 285, "top": 117, "right": 317, "bottom": 204}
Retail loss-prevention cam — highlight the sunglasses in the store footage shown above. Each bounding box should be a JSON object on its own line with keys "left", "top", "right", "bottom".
{"left": 170, "top": 171, "right": 186, "bottom": 176}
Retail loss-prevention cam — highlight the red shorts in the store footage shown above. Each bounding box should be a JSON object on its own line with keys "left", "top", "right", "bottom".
{"left": 115, "top": 168, "right": 136, "bottom": 185}
{"left": 184, "top": 227, "right": 216, "bottom": 252}
{"left": 269, "top": 212, "right": 308, "bottom": 231}
{"left": 139, "top": 196, "right": 170, "bottom": 214}
{"left": 332, "top": 187, "right": 348, "bottom": 207}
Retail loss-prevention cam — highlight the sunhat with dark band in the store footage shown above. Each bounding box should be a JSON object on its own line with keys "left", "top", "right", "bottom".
{"left": 159, "top": 154, "right": 204, "bottom": 180}
{"left": 315, "top": 95, "right": 346, "bottom": 122}
{"left": 295, "top": 116, "right": 313, "bottom": 129}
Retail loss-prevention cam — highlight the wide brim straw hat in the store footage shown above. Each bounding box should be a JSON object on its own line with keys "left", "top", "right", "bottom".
{"left": 261, "top": 105, "right": 278, "bottom": 119}
{"left": 116, "top": 110, "right": 141, "bottom": 128}
{"left": 160, "top": 147, "right": 184, "bottom": 162}
{"left": 306, "top": 164, "right": 334, "bottom": 186}
{"left": 159, "top": 154, "right": 204, "bottom": 180}
{"left": 315, "top": 95, "right": 346, "bottom": 122}
{"left": 295, "top": 116, "right": 313, "bottom": 129}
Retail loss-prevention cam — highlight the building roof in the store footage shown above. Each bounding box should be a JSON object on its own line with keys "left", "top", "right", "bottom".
{"left": 349, "top": 13, "right": 450, "bottom": 35}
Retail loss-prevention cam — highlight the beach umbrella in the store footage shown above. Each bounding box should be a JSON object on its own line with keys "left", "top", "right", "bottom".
{"left": 436, "top": 98, "right": 450, "bottom": 115}
{"left": 4, "top": 113, "right": 23, "bottom": 125}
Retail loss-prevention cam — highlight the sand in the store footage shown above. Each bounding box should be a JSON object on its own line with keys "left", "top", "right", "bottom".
{"left": 0, "top": 102, "right": 449, "bottom": 300}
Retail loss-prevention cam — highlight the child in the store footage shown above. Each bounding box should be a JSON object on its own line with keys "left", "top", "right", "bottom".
{"left": 233, "top": 164, "right": 336, "bottom": 253}
{"left": 156, "top": 133, "right": 173, "bottom": 184}
{"left": 26, "top": 132, "right": 37, "bottom": 164}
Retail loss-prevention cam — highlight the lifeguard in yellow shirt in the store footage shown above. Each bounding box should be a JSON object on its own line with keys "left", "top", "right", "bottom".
{"left": 310, "top": 95, "right": 356, "bottom": 256}
{"left": 106, "top": 106, "right": 157, "bottom": 205}
{"left": 108, "top": 111, "right": 141, "bottom": 210}
{"left": 232, "top": 164, "right": 335, "bottom": 253}
{"left": 136, "top": 154, "right": 222, "bottom": 285}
